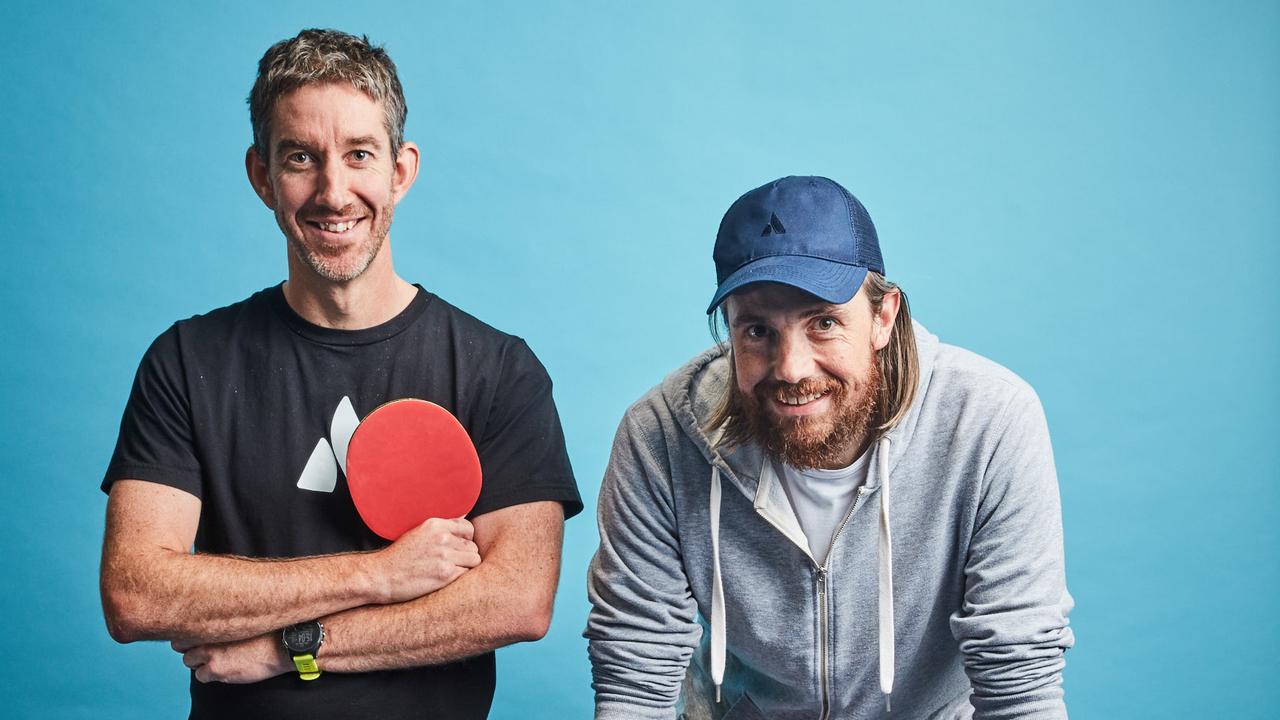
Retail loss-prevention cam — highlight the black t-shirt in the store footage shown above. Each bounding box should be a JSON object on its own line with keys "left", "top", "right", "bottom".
{"left": 103, "top": 284, "right": 582, "bottom": 719}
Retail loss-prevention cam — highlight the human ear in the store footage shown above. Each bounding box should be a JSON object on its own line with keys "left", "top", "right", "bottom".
{"left": 245, "top": 146, "right": 276, "bottom": 210}
{"left": 871, "top": 289, "right": 901, "bottom": 351}
{"left": 391, "top": 141, "right": 421, "bottom": 203}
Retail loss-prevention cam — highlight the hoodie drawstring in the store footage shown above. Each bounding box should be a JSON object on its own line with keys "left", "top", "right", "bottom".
{"left": 709, "top": 465, "right": 725, "bottom": 702}
{"left": 877, "top": 436, "right": 895, "bottom": 711}
{"left": 708, "top": 438, "right": 895, "bottom": 711}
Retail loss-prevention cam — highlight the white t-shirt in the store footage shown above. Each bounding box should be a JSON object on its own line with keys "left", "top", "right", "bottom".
{"left": 777, "top": 451, "right": 871, "bottom": 566}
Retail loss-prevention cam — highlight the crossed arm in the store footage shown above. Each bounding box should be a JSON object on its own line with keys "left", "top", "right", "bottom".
{"left": 101, "top": 479, "right": 564, "bottom": 682}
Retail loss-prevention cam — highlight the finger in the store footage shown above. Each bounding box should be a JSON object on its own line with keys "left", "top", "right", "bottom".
{"left": 183, "top": 648, "right": 207, "bottom": 669}
{"left": 449, "top": 517, "right": 474, "bottom": 539}
{"left": 449, "top": 548, "right": 482, "bottom": 568}
{"left": 172, "top": 638, "right": 198, "bottom": 653}
{"left": 194, "top": 664, "right": 212, "bottom": 683}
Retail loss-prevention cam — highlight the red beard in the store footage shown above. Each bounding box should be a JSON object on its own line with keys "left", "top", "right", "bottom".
{"left": 730, "top": 359, "right": 882, "bottom": 470}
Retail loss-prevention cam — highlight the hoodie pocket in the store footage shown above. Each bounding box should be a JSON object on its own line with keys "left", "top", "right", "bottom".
{"left": 721, "top": 694, "right": 767, "bottom": 720}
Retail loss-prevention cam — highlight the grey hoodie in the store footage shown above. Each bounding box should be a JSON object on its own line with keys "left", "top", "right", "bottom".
{"left": 586, "top": 323, "right": 1073, "bottom": 719}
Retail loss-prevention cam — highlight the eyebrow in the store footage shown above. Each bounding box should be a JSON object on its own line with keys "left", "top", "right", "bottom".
{"left": 273, "top": 136, "right": 385, "bottom": 156}
{"left": 730, "top": 304, "right": 841, "bottom": 327}
{"left": 345, "top": 135, "right": 383, "bottom": 149}
{"left": 273, "top": 137, "right": 314, "bottom": 157}
{"left": 729, "top": 311, "right": 768, "bottom": 328}
{"left": 797, "top": 304, "right": 841, "bottom": 319}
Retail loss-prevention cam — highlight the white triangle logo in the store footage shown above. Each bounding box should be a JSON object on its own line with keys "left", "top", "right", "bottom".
{"left": 330, "top": 396, "right": 359, "bottom": 475}
{"left": 296, "top": 396, "right": 358, "bottom": 493}
{"left": 296, "top": 437, "right": 338, "bottom": 492}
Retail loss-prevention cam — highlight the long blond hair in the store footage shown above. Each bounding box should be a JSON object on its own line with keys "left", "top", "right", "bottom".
{"left": 703, "top": 273, "right": 919, "bottom": 446}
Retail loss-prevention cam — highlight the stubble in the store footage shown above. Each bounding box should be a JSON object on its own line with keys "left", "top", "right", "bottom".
{"left": 283, "top": 201, "right": 395, "bottom": 283}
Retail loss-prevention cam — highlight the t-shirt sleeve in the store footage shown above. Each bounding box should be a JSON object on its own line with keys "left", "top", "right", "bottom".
{"left": 470, "top": 338, "right": 582, "bottom": 519}
{"left": 101, "top": 325, "right": 203, "bottom": 498}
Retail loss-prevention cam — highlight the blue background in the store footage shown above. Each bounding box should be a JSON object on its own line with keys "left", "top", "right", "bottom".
{"left": 2, "top": 1, "right": 1276, "bottom": 717}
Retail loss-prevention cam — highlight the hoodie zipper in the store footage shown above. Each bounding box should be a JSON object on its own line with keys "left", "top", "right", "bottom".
{"left": 814, "top": 485, "right": 871, "bottom": 720}
{"left": 817, "top": 568, "right": 829, "bottom": 720}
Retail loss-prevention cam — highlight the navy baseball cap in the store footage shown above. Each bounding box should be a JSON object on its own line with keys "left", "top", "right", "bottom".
{"left": 707, "top": 176, "right": 884, "bottom": 314}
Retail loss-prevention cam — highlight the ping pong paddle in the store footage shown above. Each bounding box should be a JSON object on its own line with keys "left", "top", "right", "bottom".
{"left": 344, "top": 398, "right": 482, "bottom": 541}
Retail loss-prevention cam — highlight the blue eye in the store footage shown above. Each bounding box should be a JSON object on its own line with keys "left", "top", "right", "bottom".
{"left": 352, "top": 150, "right": 371, "bottom": 162}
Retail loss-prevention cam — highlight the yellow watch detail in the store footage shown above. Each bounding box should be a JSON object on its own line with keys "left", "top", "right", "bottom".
{"left": 292, "top": 653, "right": 321, "bottom": 681}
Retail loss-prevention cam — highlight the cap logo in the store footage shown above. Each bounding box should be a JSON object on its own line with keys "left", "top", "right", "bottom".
{"left": 760, "top": 213, "right": 786, "bottom": 237}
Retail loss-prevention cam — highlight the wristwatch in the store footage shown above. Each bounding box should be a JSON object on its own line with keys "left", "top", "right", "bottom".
{"left": 281, "top": 620, "right": 325, "bottom": 681}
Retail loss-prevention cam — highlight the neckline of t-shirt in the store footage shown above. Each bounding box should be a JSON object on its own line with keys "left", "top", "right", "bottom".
{"left": 786, "top": 448, "right": 872, "bottom": 482}
{"left": 267, "top": 283, "right": 435, "bottom": 347}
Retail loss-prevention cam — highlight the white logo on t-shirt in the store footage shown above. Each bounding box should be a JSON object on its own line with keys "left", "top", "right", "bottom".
{"left": 296, "top": 396, "right": 360, "bottom": 493}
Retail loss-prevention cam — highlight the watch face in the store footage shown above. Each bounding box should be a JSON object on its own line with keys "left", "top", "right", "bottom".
{"left": 283, "top": 621, "right": 323, "bottom": 654}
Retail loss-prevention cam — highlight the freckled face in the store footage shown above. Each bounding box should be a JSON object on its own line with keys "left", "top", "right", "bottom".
{"left": 727, "top": 282, "right": 885, "bottom": 469}
{"left": 251, "top": 83, "right": 406, "bottom": 283}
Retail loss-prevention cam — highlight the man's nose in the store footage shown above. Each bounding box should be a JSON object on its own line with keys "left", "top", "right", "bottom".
{"left": 315, "top": 162, "right": 355, "bottom": 210}
{"left": 773, "top": 330, "right": 816, "bottom": 385}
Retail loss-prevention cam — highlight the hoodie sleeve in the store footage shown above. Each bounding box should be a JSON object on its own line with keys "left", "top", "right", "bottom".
{"left": 586, "top": 405, "right": 702, "bottom": 720}
{"left": 950, "top": 387, "right": 1075, "bottom": 719}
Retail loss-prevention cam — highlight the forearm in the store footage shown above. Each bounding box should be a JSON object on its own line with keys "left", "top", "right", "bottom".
{"left": 102, "top": 543, "right": 383, "bottom": 645}
{"left": 589, "top": 637, "right": 692, "bottom": 719}
{"left": 101, "top": 480, "right": 477, "bottom": 646}
{"left": 316, "top": 502, "right": 563, "bottom": 673}
{"left": 586, "top": 549, "right": 699, "bottom": 717}
{"left": 165, "top": 503, "right": 554, "bottom": 684}
{"left": 969, "top": 672, "right": 1067, "bottom": 720}
{"left": 319, "top": 560, "right": 544, "bottom": 671}
{"left": 166, "top": 555, "right": 525, "bottom": 685}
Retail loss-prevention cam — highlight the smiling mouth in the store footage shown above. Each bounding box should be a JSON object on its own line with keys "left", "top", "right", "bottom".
{"left": 308, "top": 219, "right": 360, "bottom": 234}
{"left": 776, "top": 390, "right": 831, "bottom": 406}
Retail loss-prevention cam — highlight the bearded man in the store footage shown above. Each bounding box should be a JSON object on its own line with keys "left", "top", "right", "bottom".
{"left": 586, "top": 176, "right": 1073, "bottom": 719}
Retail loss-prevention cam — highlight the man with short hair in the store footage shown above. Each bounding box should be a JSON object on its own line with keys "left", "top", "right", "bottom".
{"left": 100, "top": 29, "right": 581, "bottom": 719}
{"left": 586, "top": 176, "right": 1073, "bottom": 719}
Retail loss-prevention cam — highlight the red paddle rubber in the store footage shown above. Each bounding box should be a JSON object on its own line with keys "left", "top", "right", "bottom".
{"left": 345, "top": 399, "right": 482, "bottom": 540}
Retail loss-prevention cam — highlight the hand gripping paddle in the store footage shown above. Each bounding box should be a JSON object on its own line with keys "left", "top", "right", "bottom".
{"left": 344, "top": 399, "right": 482, "bottom": 541}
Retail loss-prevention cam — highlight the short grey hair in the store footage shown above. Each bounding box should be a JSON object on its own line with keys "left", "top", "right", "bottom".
{"left": 248, "top": 28, "right": 407, "bottom": 162}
